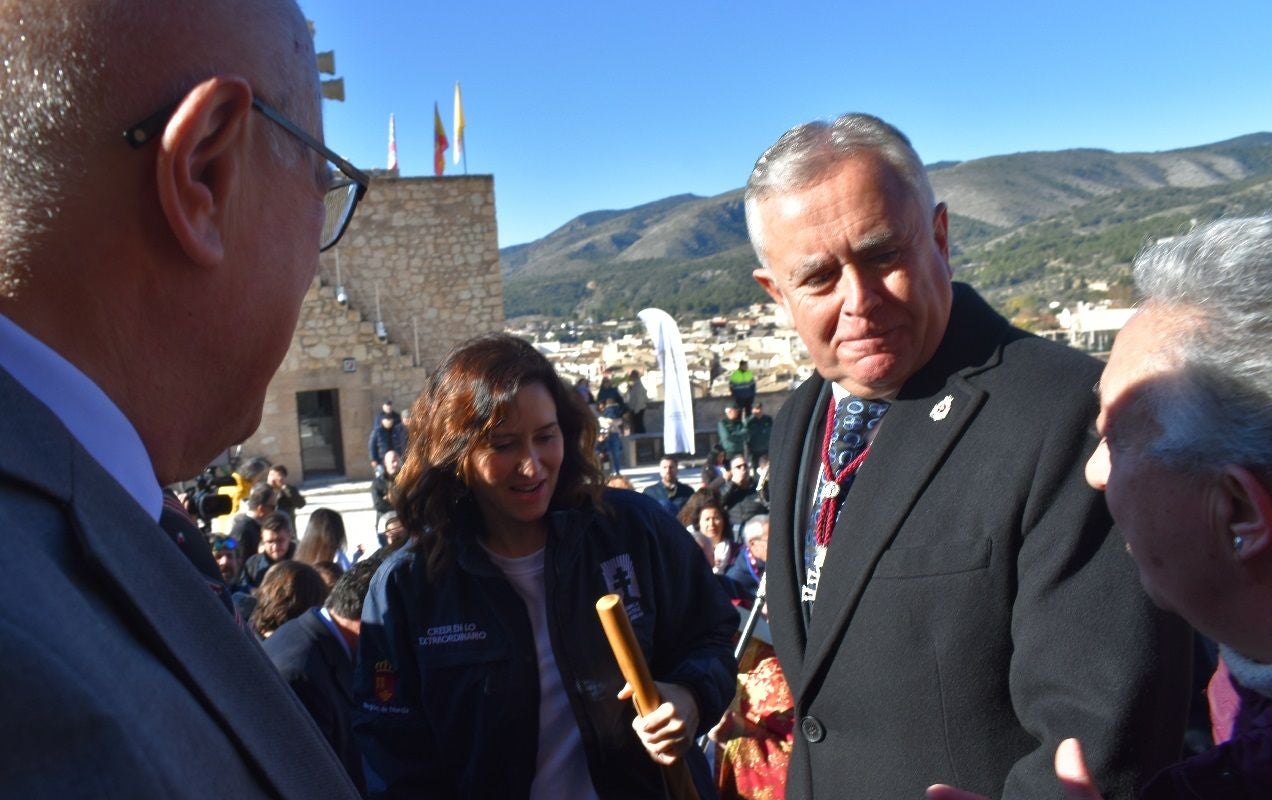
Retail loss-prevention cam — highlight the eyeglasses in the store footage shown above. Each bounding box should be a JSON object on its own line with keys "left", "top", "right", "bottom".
{"left": 124, "top": 95, "right": 369, "bottom": 251}
{"left": 211, "top": 538, "right": 237, "bottom": 553}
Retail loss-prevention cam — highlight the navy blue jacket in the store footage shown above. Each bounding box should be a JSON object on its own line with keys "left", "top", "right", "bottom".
{"left": 263, "top": 609, "right": 366, "bottom": 794}
{"left": 367, "top": 418, "right": 407, "bottom": 465}
{"left": 353, "top": 490, "right": 737, "bottom": 799}
{"left": 641, "top": 480, "right": 694, "bottom": 516}
{"left": 718, "top": 547, "right": 765, "bottom": 608}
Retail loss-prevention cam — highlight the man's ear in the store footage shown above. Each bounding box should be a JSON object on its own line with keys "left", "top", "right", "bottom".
{"left": 753, "top": 267, "right": 785, "bottom": 305}
{"left": 153, "top": 76, "right": 254, "bottom": 268}
{"left": 753, "top": 267, "right": 791, "bottom": 327}
{"left": 932, "top": 202, "right": 951, "bottom": 267}
{"left": 1223, "top": 465, "right": 1272, "bottom": 560}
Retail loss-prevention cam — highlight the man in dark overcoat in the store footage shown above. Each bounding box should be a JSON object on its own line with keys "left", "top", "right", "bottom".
{"left": 743, "top": 112, "right": 1193, "bottom": 799}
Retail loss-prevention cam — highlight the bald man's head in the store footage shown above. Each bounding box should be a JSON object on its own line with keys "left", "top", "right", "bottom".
{"left": 0, "top": 0, "right": 334, "bottom": 483}
{"left": 0, "top": 0, "right": 318, "bottom": 289}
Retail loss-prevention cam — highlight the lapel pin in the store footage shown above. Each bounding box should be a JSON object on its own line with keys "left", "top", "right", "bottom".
{"left": 929, "top": 395, "right": 953, "bottom": 421}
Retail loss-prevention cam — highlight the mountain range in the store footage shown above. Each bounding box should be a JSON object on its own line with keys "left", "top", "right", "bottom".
{"left": 500, "top": 133, "right": 1272, "bottom": 326}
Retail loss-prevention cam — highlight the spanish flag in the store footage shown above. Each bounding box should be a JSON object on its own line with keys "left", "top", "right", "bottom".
{"left": 453, "top": 82, "right": 465, "bottom": 166}
{"left": 433, "top": 102, "right": 448, "bottom": 177}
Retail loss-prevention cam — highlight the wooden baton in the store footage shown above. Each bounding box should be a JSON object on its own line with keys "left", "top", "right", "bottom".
{"left": 595, "top": 594, "right": 700, "bottom": 800}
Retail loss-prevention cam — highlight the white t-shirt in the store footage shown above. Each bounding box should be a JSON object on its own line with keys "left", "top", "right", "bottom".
{"left": 484, "top": 546, "right": 601, "bottom": 800}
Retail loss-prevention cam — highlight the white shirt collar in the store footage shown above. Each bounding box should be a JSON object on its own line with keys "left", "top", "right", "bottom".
{"left": 1221, "top": 644, "right": 1272, "bottom": 699}
{"left": 829, "top": 381, "right": 897, "bottom": 403}
{"left": 0, "top": 312, "right": 161, "bottom": 521}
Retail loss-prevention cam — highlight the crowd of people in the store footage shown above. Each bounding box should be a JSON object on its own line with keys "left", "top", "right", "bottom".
{"left": 199, "top": 463, "right": 390, "bottom": 634}
{"left": 573, "top": 369, "right": 650, "bottom": 477}
{"left": 2, "top": 3, "right": 1271, "bottom": 798}
{"left": 715, "top": 401, "right": 773, "bottom": 471}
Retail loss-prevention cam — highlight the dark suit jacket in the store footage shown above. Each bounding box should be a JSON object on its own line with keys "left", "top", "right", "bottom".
{"left": 641, "top": 480, "right": 694, "bottom": 516}
{"left": 0, "top": 366, "right": 360, "bottom": 799}
{"left": 718, "top": 547, "right": 764, "bottom": 607}
{"left": 721, "top": 479, "right": 766, "bottom": 531}
{"left": 766, "top": 284, "right": 1192, "bottom": 799}
{"left": 264, "top": 609, "right": 366, "bottom": 794}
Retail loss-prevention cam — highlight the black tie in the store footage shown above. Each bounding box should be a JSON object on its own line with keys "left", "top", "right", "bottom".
{"left": 158, "top": 492, "right": 239, "bottom": 620}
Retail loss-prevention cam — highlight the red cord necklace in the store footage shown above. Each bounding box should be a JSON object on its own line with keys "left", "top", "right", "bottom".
{"left": 813, "top": 398, "right": 871, "bottom": 548}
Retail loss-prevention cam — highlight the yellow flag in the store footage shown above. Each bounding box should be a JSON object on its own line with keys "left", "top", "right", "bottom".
{"left": 453, "top": 82, "right": 465, "bottom": 166}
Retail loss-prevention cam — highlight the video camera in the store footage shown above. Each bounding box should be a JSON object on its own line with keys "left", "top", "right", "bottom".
{"left": 184, "top": 468, "right": 236, "bottom": 531}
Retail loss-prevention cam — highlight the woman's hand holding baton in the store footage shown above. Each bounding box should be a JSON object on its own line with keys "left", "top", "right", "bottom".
{"left": 596, "top": 594, "right": 700, "bottom": 800}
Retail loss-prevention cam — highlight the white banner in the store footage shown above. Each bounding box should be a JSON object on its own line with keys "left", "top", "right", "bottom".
{"left": 637, "top": 308, "right": 694, "bottom": 455}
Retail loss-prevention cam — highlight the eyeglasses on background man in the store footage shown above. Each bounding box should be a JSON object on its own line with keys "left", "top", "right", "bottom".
{"left": 124, "top": 95, "right": 369, "bottom": 251}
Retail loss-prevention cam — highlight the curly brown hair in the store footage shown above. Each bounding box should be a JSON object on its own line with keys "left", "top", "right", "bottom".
{"left": 394, "top": 333, "right": 606, "bottom": 578}
{"left": 249, "top": 560, "right": 328, "bottom": 638}
{"left": 677, "top": 486, "right": 725, "bottom": 531}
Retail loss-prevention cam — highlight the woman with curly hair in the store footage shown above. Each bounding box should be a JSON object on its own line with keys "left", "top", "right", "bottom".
{"left": 679, "top": 488, "right": 736, "bottom": 575}
{"left": 354, "top": 333, "right": 736, "bottom": 799}
{"left": 249, "top": 560, "right": 328, "bottom": 639}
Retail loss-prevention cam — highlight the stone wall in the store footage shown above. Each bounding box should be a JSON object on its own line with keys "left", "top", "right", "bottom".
{"left": 240, "top": 173, "right": 503, "bottom": 482}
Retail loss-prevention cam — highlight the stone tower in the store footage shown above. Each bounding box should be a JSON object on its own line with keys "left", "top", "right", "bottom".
{"left": 240, "top": 173, "right": 503, "bottom": 481}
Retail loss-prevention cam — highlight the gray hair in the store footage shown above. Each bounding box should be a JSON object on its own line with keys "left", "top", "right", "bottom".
{"left": 0, "top": 6, "right": 107, "bottom": 285}
{"left": 741, "top": 514, "right": 769, "bottom": 543}
{"left": 1133, "top": 216, "right": 1272, "bottom": 473}
{"left": 743, "top": 113, "right": 935, "bottom": 268}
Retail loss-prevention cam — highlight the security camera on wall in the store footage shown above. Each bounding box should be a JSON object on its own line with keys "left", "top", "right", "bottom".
{"left": 375, "top": 321, "right": 388, "bottom": 343}
{"left": 336, "top": 285, "right": 348, "bottom": 306}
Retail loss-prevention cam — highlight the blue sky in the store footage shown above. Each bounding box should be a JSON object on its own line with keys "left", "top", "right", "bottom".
{"left": 299, "top": 0, "right": 1272, "bottom": 249}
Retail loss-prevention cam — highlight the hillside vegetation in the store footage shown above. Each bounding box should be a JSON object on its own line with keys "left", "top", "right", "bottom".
{"left": 502, "top": 133, "right": 1272, "bottom": 326}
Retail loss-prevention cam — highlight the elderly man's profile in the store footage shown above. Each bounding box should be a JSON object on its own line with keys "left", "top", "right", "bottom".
{"left": 0, "top": 0, "right": 367, "bottom": 796}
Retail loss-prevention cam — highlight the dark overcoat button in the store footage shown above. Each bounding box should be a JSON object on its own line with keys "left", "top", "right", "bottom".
{"left": 800, "top": 715, "right": 825, "bottom": 743}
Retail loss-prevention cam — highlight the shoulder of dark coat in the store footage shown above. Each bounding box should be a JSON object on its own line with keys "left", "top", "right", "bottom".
{"left": 599, "top": 487, "right": 666, "bottom": 522}
{"left": 260, "top": 612, "right": 338, "bottom": 684}
{"left": 593, "top": 489, "right": 692, "bottom": 545}
{"left": 934, "top": 283, "right": 1104, "bottom": 402}
{"left": 262, "top": 609, "right": 323, "bottom": 653}
{"left": 371, "top": 543, "right": 418, "bottom": 585}
{"left": 993, "top": 326, "right": 1104, "bottom": 405}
